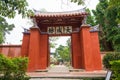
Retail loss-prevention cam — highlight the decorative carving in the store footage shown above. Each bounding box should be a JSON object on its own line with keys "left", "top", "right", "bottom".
{"left": 33, "top": 18, "right": 38, "bottom": 27}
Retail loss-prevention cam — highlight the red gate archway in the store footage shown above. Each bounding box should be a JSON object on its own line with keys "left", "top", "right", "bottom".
{"left": 21, "top": 11, "right": 102, "bottom": 71}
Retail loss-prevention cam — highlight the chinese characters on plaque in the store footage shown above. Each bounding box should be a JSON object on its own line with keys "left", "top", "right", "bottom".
{"left": 47, "top": 26, "right": 72, "bottom": 34}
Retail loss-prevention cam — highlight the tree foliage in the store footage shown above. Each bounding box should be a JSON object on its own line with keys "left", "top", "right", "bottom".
{"left": 55, "top": 38, "right": 71, "bottom": 62}
{"left": 0, "top": 0, "right": 33, "bottom": 18}
{"left": 0, "top": 54, "right": 29, "bottom": 80}
{"left": 110, "top": 60, "right": 120, "bottom": 80}
{"left": 92, "top": 0, "right": 120, "bottom": 51}
{"left": 49, "top": 37, "right": 58, "bottom": 48}
{"left": 70, "top": 0, "right": 84, "bottom": 5}
{"left": 0, "top": 0, "right": 33, "bottom": 44}
{"left": 86, "top": 8, "right": 96, "bottom": 26}
{"left": 109, "top": 0, "right": 120, "bottom": 23}
{"left": 0, "top": 17, "right": 14, "bottom": 43}
{"left": 103, "top": 52, "right": 120, "bottom": 69}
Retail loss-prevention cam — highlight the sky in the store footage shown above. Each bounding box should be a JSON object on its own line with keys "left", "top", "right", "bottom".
{"left": 5, "top": 0, "right": 99, "bottom": 45}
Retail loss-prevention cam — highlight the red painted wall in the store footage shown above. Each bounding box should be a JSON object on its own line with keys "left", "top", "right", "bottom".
{"left": 39, "top": 34, "right": 48, "bottom": 69}
{"left": 80, "top": 26, "right": 95, "bottom": 71}
{"left": 71, "top": 33, "right": 82, "bottom": 69}
{"left": 90, "top": 31, "right": 102, "bottom": 70}
{"left": 0, "top": 45, "right": 21, "bottom": 57}
{"left": 21, "top": 32, "right": 30, "bottom": 57}
{"left": 80, "top": 25, "right": 102, "bottom": 71}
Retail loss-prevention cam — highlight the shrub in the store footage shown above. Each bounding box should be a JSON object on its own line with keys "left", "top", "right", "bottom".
{"left": 0, "top": 54, "right": 30, "bottom": 80}
{"left": 103, "top": 52, "right": 120, "bottom": 69}
{"left": 110, "top": 60, "right": 120, "bottom": 80}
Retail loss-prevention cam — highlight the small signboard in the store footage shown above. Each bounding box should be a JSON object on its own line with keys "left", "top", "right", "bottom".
{"left": 47, "top": 26, "right": 72, "bottom": 34}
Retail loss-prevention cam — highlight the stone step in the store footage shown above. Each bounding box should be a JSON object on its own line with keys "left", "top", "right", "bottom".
{"left": 28, "top": 70, "right": 107, "bottom": 80}
{"left": 48, "top": 65, "right": 69, "bottom": 73}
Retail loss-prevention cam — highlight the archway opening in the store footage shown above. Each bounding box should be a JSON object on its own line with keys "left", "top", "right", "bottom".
{"left": 49, "top": 36, "right": 71, "bottom": 68}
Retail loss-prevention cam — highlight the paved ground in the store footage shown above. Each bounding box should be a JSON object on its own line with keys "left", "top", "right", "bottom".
{"left": 48, "top": 65, "right": 69, "bottom": 73}
{"left": 27, "top": 65, "right": 107, "bottom": 80}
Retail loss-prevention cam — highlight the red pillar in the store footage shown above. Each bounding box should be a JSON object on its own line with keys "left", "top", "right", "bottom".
{"left": 27, "top": 27, "right": 49, "bottom": 71}
{"left": 39, "top": 34, "right": 48, "bottom": 69}
{"left": 71, "top": 33, "right": 82, "bottom": 69}
{"left": 80, "top": 25, "right": 94, "bottom": 71}
{"left": 80, "top": 25, "right": 102, "bottom": 71}
{"left": 21, "top": 32, "right": 30, "bottom": 57}
{"left": 90, "top": 31, "right": 102, "bottom": 70}
{"left": 28, "top": 27, "right": 41, "bottom": 71}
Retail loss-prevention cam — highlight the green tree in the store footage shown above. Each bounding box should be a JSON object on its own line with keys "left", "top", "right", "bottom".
{"left": 92, "top": 0, "right": 120, "bottom": 51}
{"left": 0, "top": 0, "right": 33, "bottom": 44}
{"left": 55, "top": 38, "right": 71, "bottom": 62}
{"left": 86, "top": 8, "right": 96, "bottom": 26}
{"left": 109, "top": 0, "right": 120, "bottom": 23}
{"left": 0, "top": 17, "right": 14, "bottom": 44}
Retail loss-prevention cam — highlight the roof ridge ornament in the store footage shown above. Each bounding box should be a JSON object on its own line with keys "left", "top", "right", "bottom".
{"left": 33, "top": 18, "right": 38, "bottom": 27}
{"left": 81, "top": 14, "right": 88, "bottom": 26}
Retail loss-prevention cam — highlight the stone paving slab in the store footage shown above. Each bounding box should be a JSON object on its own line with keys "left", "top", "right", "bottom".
{"left": 27, "top": 71, "right": 107, "bottom": 78}
{"left": 27, "top": 65, "right": 107, "bottom": 80}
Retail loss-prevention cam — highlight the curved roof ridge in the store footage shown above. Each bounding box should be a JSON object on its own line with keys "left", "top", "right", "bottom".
{"left": 32, "top": 8, "right": 87, "bottom": 18}
{"left": 44, "top": 9, "right": 84, "bottom": 13}
{"left": 34, "top": 8, "right": 86, "bottom": 14}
